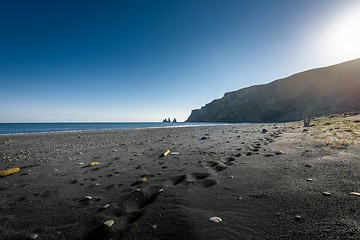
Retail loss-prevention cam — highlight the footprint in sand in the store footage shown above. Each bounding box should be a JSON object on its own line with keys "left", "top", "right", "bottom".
{"left": 80, "top": 185, "right": 163, "bottom": 239}
{"left": 244, "top": 151, "right": 253, "bottom": 156}
{"left": 163, "top": 172, "right": 217, "bottom": 188}
{"left": 206, "top": 156, "right": 238, "bottom": 172}
{"left": 220, "top": 157, "right": 237, "bottom": 166}
{"left": 206, "top": 160, "right": 228, "bottom": 172}
{"left": 187, "top": 172, "right": 217, "bottom": 188}
{"left": 80, "top": 170, "right": 216, "bottom": 239}
{"left": 70, "top": 179, "right": 78, "bottom": 184}
{"left": 17, "top": 196, "right": 27, "bottom": 202}
{"left": 104, "top": 184, "right": 115, "bottom": 190}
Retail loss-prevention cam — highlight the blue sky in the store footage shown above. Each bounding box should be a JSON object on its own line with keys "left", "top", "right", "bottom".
{"left": 1, "top": 0, "right": 360, "bottom": 122}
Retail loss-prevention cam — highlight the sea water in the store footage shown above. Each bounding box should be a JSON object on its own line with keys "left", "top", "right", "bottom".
{"left": 0, "top": 122, "right": 225, "bottom": 135}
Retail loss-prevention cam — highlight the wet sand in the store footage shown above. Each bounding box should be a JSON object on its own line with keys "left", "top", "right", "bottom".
{"left": 1, "top": 118, "right": 360, "bottom": 240}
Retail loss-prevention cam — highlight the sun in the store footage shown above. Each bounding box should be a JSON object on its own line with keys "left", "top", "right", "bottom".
{"left": 317, "top": 2, "right": 360, "bottom": 61}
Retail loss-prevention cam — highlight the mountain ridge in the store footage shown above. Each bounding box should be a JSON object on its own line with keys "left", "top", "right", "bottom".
{"left": 186, "top": 58, "right": 360, "bottom": 123}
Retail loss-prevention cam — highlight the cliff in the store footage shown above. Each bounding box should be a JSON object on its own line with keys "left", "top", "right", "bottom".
{"left": 186, "top": 58, "right": 360, "bottom": 122}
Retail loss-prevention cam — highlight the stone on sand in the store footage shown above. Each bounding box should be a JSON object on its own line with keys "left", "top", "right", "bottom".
{"left": 131, "top": 177, "right": 148, "bottom": 186}
{"left": 78, "top": 196, "right": 92, "bottom": 202}
{"left": 104, "top": 220, "right": 114, "bottom": 228}
{"left": 0, "top": 167, "right": 21, "bottom": 177}
{"left": 29, "top": 233, "right": 38, "bottom": 239}
{"left": 209, "top": 217, "right": 222, "bottom": 223}
{"left": 101, "top": 204, "right": 110, "bottom": 209}
{"left": 160, "top": 150, "right": 171, "bottom": 157}
{"left": 350, "top": 192, "right": 360, "bottom": 196}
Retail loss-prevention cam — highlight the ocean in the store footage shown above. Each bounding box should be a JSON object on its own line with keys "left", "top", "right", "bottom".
{"left": 0, "top": 122, "right": 225, "bottom": 135}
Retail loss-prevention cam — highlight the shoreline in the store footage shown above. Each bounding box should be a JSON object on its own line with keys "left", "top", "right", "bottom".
{"left": 0, "top": 122, "right": 233, "bottom": 136}
{"left": 1, "top": 117, "right": 360, "bottom": 239}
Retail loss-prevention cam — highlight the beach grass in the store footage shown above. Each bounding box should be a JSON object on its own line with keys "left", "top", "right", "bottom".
{"left": 309, "top": 114, "right": 360, "bottom": 149}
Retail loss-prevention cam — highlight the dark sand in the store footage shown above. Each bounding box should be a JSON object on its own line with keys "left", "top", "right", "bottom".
{"left": 1, "top": 117, "right": 360, "bottom": 240}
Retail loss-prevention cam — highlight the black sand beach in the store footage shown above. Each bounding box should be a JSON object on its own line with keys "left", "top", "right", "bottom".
{"left": 1, "top": 115, "right": 360, "bottom": 240}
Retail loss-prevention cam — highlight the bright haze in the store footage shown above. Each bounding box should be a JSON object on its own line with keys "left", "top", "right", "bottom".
{"left": 1, "top": 0, "right": 359, "bottom": 123}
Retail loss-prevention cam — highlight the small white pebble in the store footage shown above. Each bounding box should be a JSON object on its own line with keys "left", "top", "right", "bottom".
{"left": 102, "top": 204, "right": 110, "bottom": 209}
{"left": 306, "top": 178, "right": 313, "bottom": 181}
{"left": 29, "top": 233, "right": 38, "bottom": 239}
{"left": 209, "top": 217, "right": 222, "bottom": 223}
{"left": 104, "top": 220, "right": 115, "bottom": 228}
{"left": 322, "top": 192, "right": 331, "bottom": 196}
{"left": 158, "top": 188, "right": 164, "bottom": 193}
{"left": 84, "top": 196, "right": 92, "bottom": 200}
{"left": 350, "top": 192, "right": 360, "bottom": 196}
{"left": 152, "top": 225, "right": 157, "bottom": 229}
{"left": 294, "top": 215, "right": 301, "bottom": 221}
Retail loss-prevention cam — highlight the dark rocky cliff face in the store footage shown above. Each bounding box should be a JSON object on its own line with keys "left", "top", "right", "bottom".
{"left": 186, "top": 58, "right": 360, "bottom": 123}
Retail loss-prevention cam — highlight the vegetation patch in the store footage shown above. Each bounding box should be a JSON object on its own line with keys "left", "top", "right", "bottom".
{"left": 299, "top": 113, "right": 360, "bottom": 149}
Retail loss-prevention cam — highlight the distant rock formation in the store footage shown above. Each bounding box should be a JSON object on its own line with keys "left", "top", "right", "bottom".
{"left": 186, "top": 58, "right": 360, "bottom": 123}
{"left": 163, "top": 118, "right": 177, "bottom": 123}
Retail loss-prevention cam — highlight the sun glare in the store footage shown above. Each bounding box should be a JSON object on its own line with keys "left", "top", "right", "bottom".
{"left": 317, "top": 3, "right": 360, "bottom": 62}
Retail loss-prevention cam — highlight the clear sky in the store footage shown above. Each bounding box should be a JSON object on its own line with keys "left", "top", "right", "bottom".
{"left": 1, "top": 0, "right": 360, "bottom": 122}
